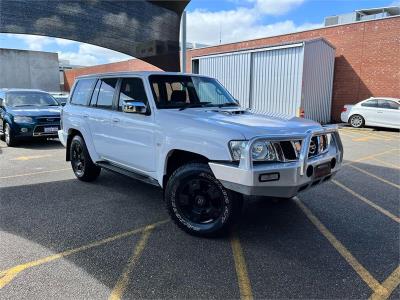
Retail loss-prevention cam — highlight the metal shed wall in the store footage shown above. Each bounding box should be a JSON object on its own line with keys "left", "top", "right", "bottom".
{"left": 302, "top": 40, "right": 335, "bottom": 123}
{"left": 250, "top": 45, "right": 303, "bottom": 117}
{"left": 198, "top": 52, "right": 251, "bottom": 108}
{"left": 193, "top": 39, "right": 335, "bottom": 122}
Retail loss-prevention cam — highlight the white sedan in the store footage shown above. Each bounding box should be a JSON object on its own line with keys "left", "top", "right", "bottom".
{"left": 341, "top": 97, "right": 400, "bottom": 129}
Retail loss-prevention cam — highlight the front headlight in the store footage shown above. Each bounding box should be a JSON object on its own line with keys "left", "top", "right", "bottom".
{"left": 14, "top": 116, "right": 33, "bottom": 123}
{"left": 251, "top": 140, "right": 278, "bottom": 161}
{"left": 229, "top": 141, "right": 247, "bottom": 161}
{"left": 229, "top": 140, "right": 279, "bottom": 161}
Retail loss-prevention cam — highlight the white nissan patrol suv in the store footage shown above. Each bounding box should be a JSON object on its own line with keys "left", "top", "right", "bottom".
{"left": 59, "top": 72, "right": 343, "bottom": 236}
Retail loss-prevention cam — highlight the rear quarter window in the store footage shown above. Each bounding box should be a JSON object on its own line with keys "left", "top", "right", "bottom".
{"left": 70, "top": 79, "right": 96, "bottom": 106}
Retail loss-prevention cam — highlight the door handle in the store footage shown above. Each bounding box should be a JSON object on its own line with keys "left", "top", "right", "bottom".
{"left": 377, "top": 111, "right": 383, "bottom": 113}
{"left": 112, "top": 118, "right": 120, "bottom": 123}
{"left": 83, "top": 114, "right": 89, "bottom": 118}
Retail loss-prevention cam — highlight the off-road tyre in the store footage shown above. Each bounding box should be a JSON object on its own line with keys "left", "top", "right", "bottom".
{"left": 165, "top": 163, "right": 243, "bottom": 237}
{"left": 70, "top": 135, "right": 101, "bottom": 182}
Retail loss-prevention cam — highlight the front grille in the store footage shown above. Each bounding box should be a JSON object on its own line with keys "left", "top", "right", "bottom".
{"left": 36, "top": 117, "right": 61, "bottom": 125}
{"left": 279, "top": 141, "right": 298, "bottom": 160}
{"left": 33, "top": 125, "right": 60, "bottom": 136}
{"left": 308, "top": 135, "right": 329, "bottom": 158}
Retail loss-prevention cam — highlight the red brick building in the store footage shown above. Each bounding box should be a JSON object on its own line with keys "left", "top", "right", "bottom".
{"left": 64, "top": 16, "right": 400, "bottom": 121}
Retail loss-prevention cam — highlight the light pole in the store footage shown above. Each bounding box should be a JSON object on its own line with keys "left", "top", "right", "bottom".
{"left": 181, "top": 10, "right": 187, "bottom": 73}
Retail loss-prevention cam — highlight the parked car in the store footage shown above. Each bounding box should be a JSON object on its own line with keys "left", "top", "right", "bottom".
{"left": 341, "top": 97, "right": 400, "bottom": 129}
{"left": 59, "top": 72, "right": 343, "bottom": 236}
{"left": 50, "top": 92, "right": 69, "bottom": 106}
{"left": 0, "top": 89, "right": 61, "bottom": 146}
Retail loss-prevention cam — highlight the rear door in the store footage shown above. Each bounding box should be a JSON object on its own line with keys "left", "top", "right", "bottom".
{"left": 359, "top": 99, "right": 380, "bottom": 126}
{"left": 377, "top": 100, "right": 400, "bottom": 128}
{"left": 108, "top": 77, "right": 156, "bottom": 172}
{"left": 87, "top": 78, "right": 118, "bottom": 159}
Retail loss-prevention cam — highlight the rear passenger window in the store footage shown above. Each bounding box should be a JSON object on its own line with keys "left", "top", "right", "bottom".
{"left": 96, "top": 78, "right": 118, "bottom": 109}
{"left": 361, "top": 100, "right": 378, "bottom": 107}
{"left": 70, "top": 79, "right": 96, "bottom": 106}
{"left": 118, "top": 78, "right": 148, "bottom": 111}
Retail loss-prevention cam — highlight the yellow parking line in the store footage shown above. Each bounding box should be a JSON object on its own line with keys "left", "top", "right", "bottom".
{"left": 231, "top": 233, "right": 253, "bottom": 300}
{"left": 0, "top": 220, "right": 168, "bottom": 289}
{"left": 332, "top": 180, "right": 400, "bottom": 223}
{"left": 109, "top": 225, "right": 154, "bottom": 300}
{"left": 294, "top": 198, "right": 386, "bottom": 295}
{"left": 10, "top": 154, "right": 53, "bottom": 161}
{"left": 347, "top": 165, "right": 400, "bottom": 189}
{"left": 370, "top": 266, "right": 400, "bottom": 300}
{"left": 371, "top": 158, "right": 400, "bottom": 170}
{"left": 0, "top": 168, "right": 70, "bottom": 180}
{"left": 343, "top": 149, "right": 399, "bottom": 166}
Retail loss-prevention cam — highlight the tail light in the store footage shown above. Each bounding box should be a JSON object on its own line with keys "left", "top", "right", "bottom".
{"left": 299, "top": 108, "right": 305, "bottom": 118}
{"left": 341, "top": 107, "right": 347, "bottom": 113}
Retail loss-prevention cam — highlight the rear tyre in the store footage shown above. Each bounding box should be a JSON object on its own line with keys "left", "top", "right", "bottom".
{"left": 70, "top": 135, "right": 101, "bottom": 182}
{"left": 165, "top": 163, "right": 243, "bottom": 237}
{"left": 349, "top": 114, "right": 364, "bottom": 128}
{"left": 4, "top": 123, "right": 17, "bottom": 147}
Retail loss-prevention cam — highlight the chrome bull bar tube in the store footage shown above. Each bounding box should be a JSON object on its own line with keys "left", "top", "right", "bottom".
{"left": 238, "top": 124, "right": 343, "bottom": 175}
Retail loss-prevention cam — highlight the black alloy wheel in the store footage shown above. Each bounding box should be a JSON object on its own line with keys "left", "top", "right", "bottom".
{"left": 70, "top": 135, "right": 101, "bottom": 182}
{"left": 165, "top": 163, "right": 242, "bottom": 237}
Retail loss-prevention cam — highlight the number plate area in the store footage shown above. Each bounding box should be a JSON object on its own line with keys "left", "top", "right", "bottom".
{"left": 314, "top": 162, "right": 331, "bottom": 179}
{"left": 44, "top": 127, "right": 59, "bottom": 133}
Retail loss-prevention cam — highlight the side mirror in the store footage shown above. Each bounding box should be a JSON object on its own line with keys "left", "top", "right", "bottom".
{"left": 0, "top": 98, "right": 4, "bottom": 107}
{"left": 122, "top": 100, "right": 147, "bottom": 114}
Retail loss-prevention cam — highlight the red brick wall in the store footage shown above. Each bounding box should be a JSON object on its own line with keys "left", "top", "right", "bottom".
{"left": 64, "top": 17, "right": 400, "bottom": 121}
{"left": 63, "top": 59, "right": 161, "bottom": 91}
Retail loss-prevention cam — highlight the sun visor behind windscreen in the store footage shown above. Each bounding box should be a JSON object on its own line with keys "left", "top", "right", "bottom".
{"left": 0, "top": 0, "right": 190, "bottom": 71}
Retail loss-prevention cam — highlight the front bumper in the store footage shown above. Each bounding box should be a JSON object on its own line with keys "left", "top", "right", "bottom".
{"left": 58, "top": 130, "right": 67, "bottom": 147}
{"left": 11, "top": 123, "right": 60, "bottom": 138}
{"left": 209, "top": 125, "right": 343, "bottom": 198}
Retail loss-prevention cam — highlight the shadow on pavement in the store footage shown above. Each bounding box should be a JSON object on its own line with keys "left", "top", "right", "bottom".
{"left": 0, "top": 161, "right": 398, "bottom": 298}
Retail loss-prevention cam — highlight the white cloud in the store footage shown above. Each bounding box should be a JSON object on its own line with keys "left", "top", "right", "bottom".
{"left": 252, "top": 0, "right": 305, "bottom": 15}
{"left": 390, "top": 0, "right": 400, "bottom": 6}
{"left": 8, "top": 34, "right": 131, "bottom": 66}
{"left": 59, "top": 44, "right": 131, "bottom": 66}
{"left": 54, "top": 38, "right": 76, "bottom": 46}
{"left": 13, "top": 35, "right": 53, "bottom": 51}
{"left": 187, "top": 0, "right": 320, "bottom": 45}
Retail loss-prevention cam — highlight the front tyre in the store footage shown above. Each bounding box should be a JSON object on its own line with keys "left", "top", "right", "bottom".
{"left": 349, "top": 114, "right": 364, "bottom": 128}
{"left": 4, "top": 123, "right": 17, "bottom": 147}
{"left": 165, "top": 163, "right": 243, "bottom": 237}
{"left": 70, "top": 135, "right": 101, "bottom": 182}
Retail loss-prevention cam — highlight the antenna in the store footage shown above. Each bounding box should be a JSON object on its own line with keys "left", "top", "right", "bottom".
{"left": 219, "top": 22, "right": 222, "bottom": 44}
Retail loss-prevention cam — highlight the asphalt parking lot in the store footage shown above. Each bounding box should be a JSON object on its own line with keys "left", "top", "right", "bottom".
{"left": 0, "top": 126, "right": 399, "bottom": 300}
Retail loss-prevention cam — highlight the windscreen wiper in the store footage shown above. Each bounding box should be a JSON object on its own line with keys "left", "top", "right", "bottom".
{"left": 179, "top": 102, "right": 211, "bottom": 111}
{"left": 216, "top": 102, "right": 239, "bottom": 108}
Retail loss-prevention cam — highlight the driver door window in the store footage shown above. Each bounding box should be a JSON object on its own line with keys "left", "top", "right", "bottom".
{"left": 118, "top": 78, "right": 148, "bottom": 111}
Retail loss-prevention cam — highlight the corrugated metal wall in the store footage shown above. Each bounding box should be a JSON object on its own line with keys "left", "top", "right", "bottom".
{"left": 302, "top": 40, "right": 335, "bottom": 123}
{"left": 250, "top": 45, "right": 303, "bottom": 116}
{"left": 198, "top": 52, "right": 251, "bottom": 107}
{"left": 194, "top": 39, "right": 335, "bottom": 122}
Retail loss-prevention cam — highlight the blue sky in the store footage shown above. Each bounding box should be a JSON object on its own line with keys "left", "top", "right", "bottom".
{"left": 0, "top": 0, "right": 398, "bottom": 66}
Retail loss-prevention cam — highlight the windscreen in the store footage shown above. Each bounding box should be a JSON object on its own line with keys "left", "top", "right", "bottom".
{"left": 149, "top": 75, "right": 239, "bottom": 109}
{"left": 6, "top": 92, "right": 60, "bottom": 107}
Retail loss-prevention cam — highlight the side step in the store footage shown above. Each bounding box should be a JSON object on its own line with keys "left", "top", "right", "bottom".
{"left": 96, "top": 161, "right": 161, "bottom": 187}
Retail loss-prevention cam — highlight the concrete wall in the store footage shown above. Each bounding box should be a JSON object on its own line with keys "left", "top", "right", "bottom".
{"left": 0, "top": 48, "right": 60, "bottom": 92}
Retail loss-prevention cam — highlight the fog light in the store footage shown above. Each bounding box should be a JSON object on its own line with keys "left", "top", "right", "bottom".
{"left": 20, "top": 128, "right": 28, "bottom": 133}
{"left": 259, "top": 173, "right": 280, "bottom": 182}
